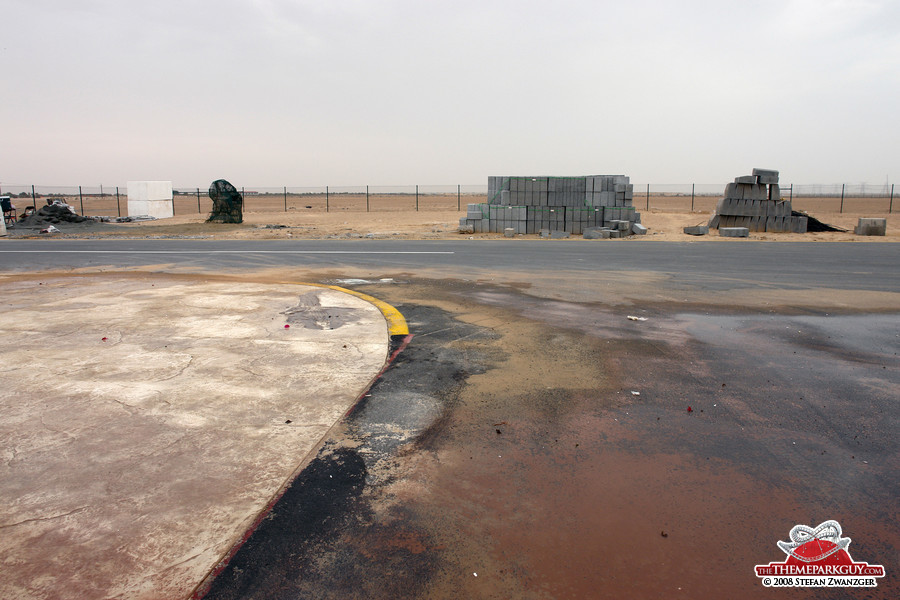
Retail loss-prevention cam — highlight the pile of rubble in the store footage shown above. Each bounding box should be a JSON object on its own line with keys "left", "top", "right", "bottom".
{"left": 17, "top": 202, "right": 90, "bottom": 226}
{"left": 460, "top": 175, "right": 645, "bottom": 237}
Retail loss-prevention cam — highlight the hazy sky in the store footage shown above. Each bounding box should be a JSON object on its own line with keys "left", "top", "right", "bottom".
{"left": 2, "top": 0, "right": 898, "bottom": 188}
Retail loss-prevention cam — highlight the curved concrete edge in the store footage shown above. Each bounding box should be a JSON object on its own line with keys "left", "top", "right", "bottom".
{"left": 278, "top": 281, "right": 409, "bottom": 336}
{"left": 190, "top": 283, "right": 410, "bottom": 600}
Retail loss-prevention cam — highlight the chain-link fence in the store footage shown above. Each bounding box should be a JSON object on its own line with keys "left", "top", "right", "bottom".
{"left": 1, "top": 182, "right": 894, "bottom": 217}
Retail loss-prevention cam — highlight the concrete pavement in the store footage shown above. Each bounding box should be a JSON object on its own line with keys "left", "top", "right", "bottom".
{"left": 0, "top": 273, "right": 400, "bottom": 599}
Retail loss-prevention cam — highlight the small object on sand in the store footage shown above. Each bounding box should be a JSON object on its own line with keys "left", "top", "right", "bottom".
{"left": 687, "top": 406, "right": 693, "bottom": 413}
{"left": 284, "top": 324, "right": 290, "bottom": 329}
{"left": 627, "top": 315, "right": 648, "bottom": 321}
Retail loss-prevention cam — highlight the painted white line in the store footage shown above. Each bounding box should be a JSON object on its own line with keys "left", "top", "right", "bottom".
{"left": 0, "top": 250, "right": 455, "bottom": 254}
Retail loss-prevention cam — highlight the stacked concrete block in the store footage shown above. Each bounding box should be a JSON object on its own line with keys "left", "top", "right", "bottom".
{"left": 565, "top": 207, "right": 604, "bottom": 235}
{"left": 707, "top": 169, "right": 807, "bottom": 234}
{"left": 471, "top": 175, "right": 640, "bottom": 236}
{"left": 527, "top": 206, "right": 566, "bottom": 234}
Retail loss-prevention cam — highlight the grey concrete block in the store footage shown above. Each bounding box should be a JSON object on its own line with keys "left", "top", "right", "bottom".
{"left": 719, "top": 227, "right": 750, "bottom": 237}
{"left": 794, "top": 216, "right": 808, "bottom": 234}
{"left": 583, "top": 229, "right": 601, "bottom": 239}
{"left": 632, "top": 223, "right": 648, "bottom": 235}
{"left": 684, "top": 225, "right": 709, "bottom": 236}
{"left": 708, "top": 214, "right": 721, "bottom": 228}
{"left": 550, "top": 230, "right": 570, "bottom": 239}
{"left": 768, "top": 183, "right": 782, "bottom": 201}
{"left": 751, "top": 184, "right": 768, "bottom": 201}
{"left": 735, "top": 175, "right": 757, "bottom": 184}
{"left": 504, "top": 227, "right": 515, "bottom": 237}
{"left": 855, "top": 218, "right": 887, "bottom": 236}
{"left": 752, "top": 168, "right": 779, "bottom": 185}
{"left": 609, "top": 230, "right": 621, "bottom": 238}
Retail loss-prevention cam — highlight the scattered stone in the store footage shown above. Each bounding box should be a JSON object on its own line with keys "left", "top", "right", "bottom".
{"left": 504, "top": 227, "right": 515, "bottom": 238}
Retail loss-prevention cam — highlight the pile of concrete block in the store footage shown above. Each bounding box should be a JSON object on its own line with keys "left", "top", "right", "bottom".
{"left": 707, "top": 169, "right": 807, "bottom": 233}
{"left": 460, "top": 175, "right": 641, "bottom": 236}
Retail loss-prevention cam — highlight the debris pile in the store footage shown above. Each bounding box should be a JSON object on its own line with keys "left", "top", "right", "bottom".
{"left": 460, "top": 175, "right": 643, "bottom": 237}
{"left": 17, "top": 202, "right": 89, "bottom": 227}
{"left": 707, "top": 169, "right": 807, "bottom": 233}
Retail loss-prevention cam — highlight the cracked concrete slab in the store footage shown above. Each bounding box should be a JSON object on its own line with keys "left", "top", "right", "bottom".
{"left": 0, "top": 274, "right": 389, "bottom": 600}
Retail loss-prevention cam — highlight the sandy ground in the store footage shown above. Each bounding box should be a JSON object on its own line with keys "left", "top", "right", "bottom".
{"left": 4, "top": 207, "right": 899, "bottom": 243}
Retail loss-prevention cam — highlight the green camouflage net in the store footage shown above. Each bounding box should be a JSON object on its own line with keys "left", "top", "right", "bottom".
{"left": 207, "top": 179, "right": 243, "bottom": 223}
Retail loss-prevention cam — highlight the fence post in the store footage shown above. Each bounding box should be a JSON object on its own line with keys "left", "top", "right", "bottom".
{"left": 458, "top": 184, "right": 461, "bottom": 211}
{"left": 197, "top": 188, "right": 201, "bottom": 213}
{"left": 789, "top": 184, "right": 793, "bottom": 202}
{"left": 31, "top": 185, "right": 36, "bottom": 209}
{"left": 241, "top": 187, "right": 245, "bottom": 211}
{"left": 366, "top": 185, "right": 369, "bottom": 212}
{"left": 416, "top": 185, "right": 419, "bottom": 211}
{"left": 840, "top": 183, "right": 845, "bottom": 213}
{"left": 691, "top": 183, "right": 695, "bottom": 212}
{"left": 79, "top": 185, "right": 84, "bottom": 216}
{"left": 326, "top": 186, "right": 329, "bottom": 212}
{"left": 284, "top": 186, "right": 287, "bottom": 212}
{"left": 646, "top": 184, "right": 650, "bottom": 210}
{"left": 116, "top": 186, "right": 121, "bottom": 217}
{"left": 890, "top": 184, "right": 894, "bottom": 214}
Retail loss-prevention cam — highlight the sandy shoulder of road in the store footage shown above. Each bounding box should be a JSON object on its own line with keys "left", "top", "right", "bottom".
{"left": 4, "top": 208, "right": 899, "bottom": 242}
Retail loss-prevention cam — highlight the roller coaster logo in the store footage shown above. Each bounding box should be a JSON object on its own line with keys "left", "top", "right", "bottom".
{"left": 754, "top": 520, "right": 885, "bottom": 588}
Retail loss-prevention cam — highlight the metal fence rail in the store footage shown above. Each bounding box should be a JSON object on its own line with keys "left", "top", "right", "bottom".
{"left": 0, "top": 183, "right": 894, "bottom": 217}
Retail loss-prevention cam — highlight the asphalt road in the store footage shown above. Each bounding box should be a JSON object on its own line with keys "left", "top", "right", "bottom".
{"left": 2, "top": 240, "right": 899, "bottom": 292}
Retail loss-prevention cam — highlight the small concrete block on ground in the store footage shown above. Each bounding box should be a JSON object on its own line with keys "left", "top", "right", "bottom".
{"left": 855, "top": 218, "right": 887, "bottom": 236}
{"left": 550, "top": 230, "right": 570, "bottom": 239}
{"left": 719, "top": 227, "right": 750, "bottom": 237}
{"left": 684, "top": 225, "right": 709, "bottom": 236}
{"left": 632, "top": 223, "right": 648, "bottom": 235}
{"left": 504, "top": 227, "right": 515, "bottom": 237}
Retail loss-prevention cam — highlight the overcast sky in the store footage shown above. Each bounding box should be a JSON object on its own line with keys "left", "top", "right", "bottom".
{"left": 2, "top": 0, "right": 898, "bottom": 188}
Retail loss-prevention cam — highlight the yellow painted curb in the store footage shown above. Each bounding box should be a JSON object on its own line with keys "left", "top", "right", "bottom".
{"left": 278, "top": 281, "right": 409, "bottom": 337}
